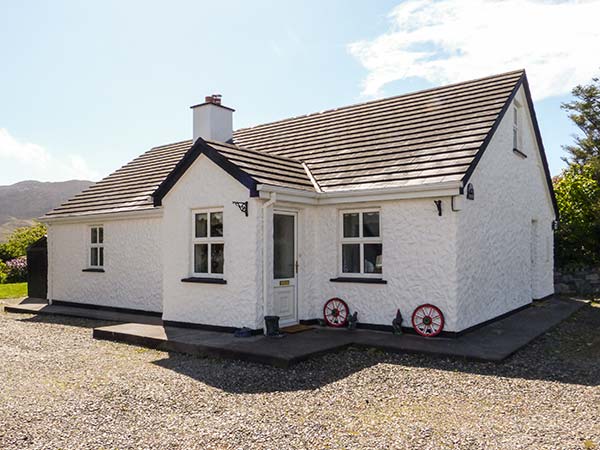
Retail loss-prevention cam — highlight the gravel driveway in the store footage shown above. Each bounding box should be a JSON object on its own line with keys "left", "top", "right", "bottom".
{"left": 1, "top": 297, "right": 599, "bottom": 450}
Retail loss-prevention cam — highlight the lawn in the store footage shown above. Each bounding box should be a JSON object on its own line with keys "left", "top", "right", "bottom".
{"left": 0, "top": 282, "right": 27, "bottom": 299}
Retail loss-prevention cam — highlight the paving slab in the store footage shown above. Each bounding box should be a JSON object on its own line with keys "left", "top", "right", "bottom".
{"left": 4, "top": 299, "right": 162, "bottom": 325}
{"left": 93, "top": 297, "right": 586, "bottom": 367}
{"left": 5, "top": 297, "right": 585, "bottom": 366}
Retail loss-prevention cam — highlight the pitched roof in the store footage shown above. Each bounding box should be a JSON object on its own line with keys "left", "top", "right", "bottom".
{"left": 46, "top": 69, "right": 555, "bottom": 219}
{"left": 233, "top": 70, "right": 525, "bottom": 191}
{"left": 44, "top": 140, "right": 189, "bottom": 218}
{"left": 44, "top": 139, "right": 313, "bottom": 218}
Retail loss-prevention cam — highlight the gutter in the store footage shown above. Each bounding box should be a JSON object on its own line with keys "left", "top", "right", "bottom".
{"left": 262, "top": 192, "right": 276, "bottom": 335}
{"left": 256, "top": 180, "right": 463, "bottom": 205}
{"left": 40, "top": 207, "right": 164, "bottom": 225}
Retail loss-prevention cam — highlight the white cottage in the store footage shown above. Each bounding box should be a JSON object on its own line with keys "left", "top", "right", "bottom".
{"left": 42, "top": 70, "right": 557, "bottom": 336}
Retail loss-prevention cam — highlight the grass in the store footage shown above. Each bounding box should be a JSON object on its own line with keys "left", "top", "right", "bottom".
{"left": 0, "top": 282, "right": 27, "bottom": 299}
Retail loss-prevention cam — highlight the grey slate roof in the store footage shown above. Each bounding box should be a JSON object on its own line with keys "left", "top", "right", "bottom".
{"left": 233, "top": 70, "right": 524, "bottom": 191}
{"left": 44, "top": 70, "right": 529, "bottom": 219}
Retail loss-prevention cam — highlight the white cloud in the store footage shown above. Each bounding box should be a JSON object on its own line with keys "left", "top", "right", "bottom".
{"left": 0, "top": 128, "right": 99, "bottom": 184}
{"left": 348, "top": 0, "right": 600, "bottom": 99}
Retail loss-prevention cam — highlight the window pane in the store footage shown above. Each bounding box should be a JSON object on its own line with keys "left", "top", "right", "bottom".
{"left": 274, "top": 214, "right": 295, "bottom": 279}
{"left": 342, "top": 244, "right": 360, "bottom": 273}
{"left": 194, "top": 244, "right": 208, "bottom": 273}
{"left": 195, "top": 213, "right": 208, "bottom": 238}
{"left": 363, "top": 212, "right": 380, "bottom": 237}
{"left": 364, "top": 244, "right": 382, "bottom": 274}
{"left": 211, "top": 243, "right": 224, "bottom": 274}
{"left": 99, "top": 247, "right": 104, "bottom": 267}
{"left": 513, "top": 128, "right": 518, "bottom": 149}
{"left": 343, "top": 213, "right": 359, "bottom": 238}
{"left": 210, "top": 212, "right": 223, "bottom": 237}
{"left": 98, "top": 227, "right": 104, "bottom": 244}
{"left": 91, "top": 247, "right": 98, "bottom": 266}
{"left": 91, "top": 227, "right": 97, "bottom": 244}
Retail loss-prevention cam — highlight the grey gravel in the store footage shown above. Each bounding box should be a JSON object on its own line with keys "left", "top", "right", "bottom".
{"left": 1, "top": 297, "right": 599, "bottom": 450}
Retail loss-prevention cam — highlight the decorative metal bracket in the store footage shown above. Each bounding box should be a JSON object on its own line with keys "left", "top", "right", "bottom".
{"left": 434, "top": 200, "right": 442, "bottom": 216}
{"left": 232, "top": 201, "right": 248, "bottom": 217}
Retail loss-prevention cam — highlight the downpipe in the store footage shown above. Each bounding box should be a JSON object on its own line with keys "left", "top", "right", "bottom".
{"left": 262, "top": 192, "right": 276, "bottom": 335}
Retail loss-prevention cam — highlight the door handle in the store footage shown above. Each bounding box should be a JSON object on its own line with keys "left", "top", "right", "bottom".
{"left": 295, "top": 260, "right": 299, "bottom": 274}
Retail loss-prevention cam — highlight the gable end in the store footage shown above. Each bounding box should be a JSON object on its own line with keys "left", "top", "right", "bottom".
{"left": 152, "top": 138, "right": 258, "bottom": 207}
{"left": 461, "top": 72, "right": 558, "bottom": 218}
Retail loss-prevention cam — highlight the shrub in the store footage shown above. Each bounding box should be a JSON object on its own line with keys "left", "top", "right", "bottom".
{"left": 0, "top": 260, "right": 7, "bottom": 284}
{"left": 5, "top": 256, "right": 27, "bottom": 283}
{"left": 554, "top": 163, "right": 600, "bottom": 267}
{"left": 0, "top": 222, "right": 46, "bottom": 262}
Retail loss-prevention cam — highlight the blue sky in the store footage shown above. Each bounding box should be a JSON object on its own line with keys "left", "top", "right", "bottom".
{"left": 1, "top": 0, "right": 598, "bottom": 185}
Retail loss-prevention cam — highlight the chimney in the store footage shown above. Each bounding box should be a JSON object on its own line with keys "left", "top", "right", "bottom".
{"left": 190, "top": 94, "right": 234, "bottom": 143}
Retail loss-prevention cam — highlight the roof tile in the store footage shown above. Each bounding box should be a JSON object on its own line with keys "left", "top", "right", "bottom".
{"left": 45, "top": 70, "right": 524, "bottom": 218}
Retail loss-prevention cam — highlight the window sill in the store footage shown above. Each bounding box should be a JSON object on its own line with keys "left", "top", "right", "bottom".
{"left": 330, "top": 277, "right": 387, "bottom": 284}
{"left": 513, "top": 148, "right": 527, "bottom": 158}
{"left": 82, "top": 268, "right": 105, "bottom": 273}
{"left": 181, "top": 277, "right": 227, "bottom": 284}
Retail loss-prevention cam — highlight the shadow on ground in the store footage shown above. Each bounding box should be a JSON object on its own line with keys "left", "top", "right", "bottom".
{"left": 6, "top": 299, "right": 600, "bottom": 392}
{"left": 15, "top": 314, "right": 117, "bottom": 330}
{"left": 151, "top": 302, "right": 600, "bottom": 392}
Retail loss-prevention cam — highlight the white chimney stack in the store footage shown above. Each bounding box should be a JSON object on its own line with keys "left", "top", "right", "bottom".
{"left": 191, "top": 94, "right": 234, "bottom": 143}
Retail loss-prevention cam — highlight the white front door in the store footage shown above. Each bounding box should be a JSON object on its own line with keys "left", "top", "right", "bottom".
{"left": 273, "top": 211, "right": 298, "bottom": 326}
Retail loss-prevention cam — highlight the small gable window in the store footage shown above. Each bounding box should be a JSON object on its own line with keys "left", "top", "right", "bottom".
{"left": 513, "top": 104, "right": 520, "bottom": 150}
{"left": 340, "top": 210, "right": 382, "bottom": 276}
{"left": 89, "top": 225, "right": 104, "bottom": 268}
{"left": 192, "top": 209, "right": 224, "bottom": 276}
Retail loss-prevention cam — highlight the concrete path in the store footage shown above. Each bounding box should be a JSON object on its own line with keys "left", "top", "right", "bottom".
{"left": 5, "top": 298, "right": 162, "bottom": 325}
{"left": 92, "top": 297, "right": 585, "bottom": 367}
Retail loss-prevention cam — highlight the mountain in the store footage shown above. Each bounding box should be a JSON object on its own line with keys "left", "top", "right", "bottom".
{"left": 0, "top": 180, "right": 92, "bottom": 241}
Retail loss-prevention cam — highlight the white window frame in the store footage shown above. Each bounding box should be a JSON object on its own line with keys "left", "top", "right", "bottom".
{"left": 513, "top": 103, "right": 521, "bottom": 150}
{"left": 338, "top": 209, "right": 382, "bottom": 278}
{"left": 191, "top": 208, "right": 225, "bottom": 278}
{"left": 88, "top": 225, "right": 104, "bottom": 268}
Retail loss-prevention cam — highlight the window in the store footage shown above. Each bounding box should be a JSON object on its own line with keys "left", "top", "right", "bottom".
{"left": 513, "top": 105, "right": 519, "bottom": 150}
{"left": 340, "top": 210, "right": 382, "bottom": 276}
{"left": 89, "top": 225, "right": 104, "bottom": 268}
{"left": 192, "top": 210, "right": 224, "bottom": 276}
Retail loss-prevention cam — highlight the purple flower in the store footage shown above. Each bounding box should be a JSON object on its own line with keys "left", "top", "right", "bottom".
{"left": 5, "top": 256, "right": 27, "bottom": 282}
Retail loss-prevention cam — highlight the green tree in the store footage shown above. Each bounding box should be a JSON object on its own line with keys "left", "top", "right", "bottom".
{"left": 0, "top": 222, "right": 47, "bottom": 261}
{"left": 561, "top": 77, "right": 600, "bottom": 176}
{"left": 553, "top": 163, "right": 600, "bottom": 267}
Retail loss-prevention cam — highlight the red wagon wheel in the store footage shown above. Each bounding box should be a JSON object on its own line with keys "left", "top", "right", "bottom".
{"left": 323, "top": 298, "right": 349, "bottom": 327}
{"left": 412, "top": 304, "right": 444, "bottom": 337}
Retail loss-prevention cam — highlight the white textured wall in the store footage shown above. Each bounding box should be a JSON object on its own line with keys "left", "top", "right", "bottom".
{"left": 48, "top": 217, "right": 163, "bottom": 312}
{"left": 161, "top": 155, "right": 263, "bottom": 329}
{"left": 290, "top": 198, "right": 460, "bottom": 331}
{"left": 46, "top": 87, "right": 554, "bottom": 334}
{"left": 456, "top": 86, "right": 556, "bottom": 331}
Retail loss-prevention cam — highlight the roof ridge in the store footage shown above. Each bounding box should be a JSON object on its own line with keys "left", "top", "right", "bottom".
{"left": 234, "top": 70, "right": 525, "bottom": 133}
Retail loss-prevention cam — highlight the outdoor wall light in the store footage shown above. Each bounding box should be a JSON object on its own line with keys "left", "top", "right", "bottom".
{"left": 466, "top": 183, "right": 475, "bottom": 200}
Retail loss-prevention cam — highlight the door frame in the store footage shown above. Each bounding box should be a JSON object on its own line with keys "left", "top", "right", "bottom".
{"left": 272, "top": 209, "right": 299, "bottom": 327}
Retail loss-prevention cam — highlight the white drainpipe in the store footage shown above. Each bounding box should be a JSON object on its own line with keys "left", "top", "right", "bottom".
{"left": 262, "top": 192, "right": 276, "bottom": 334}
